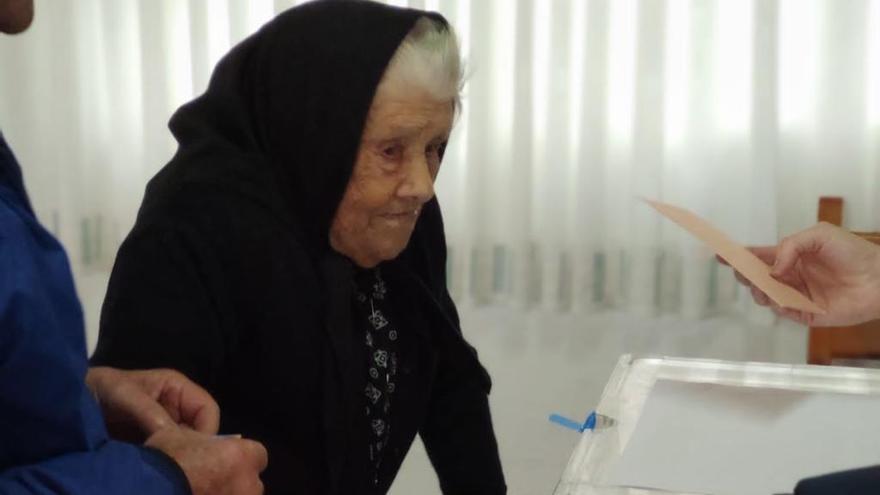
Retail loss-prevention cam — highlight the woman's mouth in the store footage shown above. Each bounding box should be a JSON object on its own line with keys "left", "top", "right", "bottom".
{"left": 382, "top": 208, "right": 419, "bottom": 219}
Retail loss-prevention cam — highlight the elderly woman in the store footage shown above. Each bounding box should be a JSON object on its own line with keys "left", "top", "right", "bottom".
{"left": 90, "top": 1, "right": 505, "bottom": 494}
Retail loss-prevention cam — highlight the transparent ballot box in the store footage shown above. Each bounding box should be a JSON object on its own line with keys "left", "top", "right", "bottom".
{"left": 553, "top": 355, "right": 880, "bottom": 495}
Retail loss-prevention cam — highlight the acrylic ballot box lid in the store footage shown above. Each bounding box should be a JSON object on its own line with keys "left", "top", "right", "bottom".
{"left": 553, "top": 354, "right": 880, "bottom": 495}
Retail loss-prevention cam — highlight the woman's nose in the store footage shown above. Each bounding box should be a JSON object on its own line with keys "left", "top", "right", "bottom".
{"left": 398, "top": 157, "right": 435, "bottom": 203}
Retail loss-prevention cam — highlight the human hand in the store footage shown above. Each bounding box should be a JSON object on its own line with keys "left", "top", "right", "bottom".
{"left": 86, "top": 367, "right": 220, "bottom": 441}
{"left": 722, "top": 222, "right": 880, "bottom": 326}
{"left": 146, "top": 426, "right": 268, "bottom": 495}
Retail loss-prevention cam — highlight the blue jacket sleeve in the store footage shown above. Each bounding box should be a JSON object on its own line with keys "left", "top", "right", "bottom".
{"left": 795, "top": 466, "right": 880, "bottom": 494}
{"left": 0, "top": 190, "right": 191, "bottom": 495}
{"left": 0, "top": 444, "right": 190, "bottom": 495}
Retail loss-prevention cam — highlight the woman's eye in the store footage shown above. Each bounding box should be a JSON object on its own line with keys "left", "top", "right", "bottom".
{"left": 381, "top": 145, "right": 402, "bottom": 161}
{"left": 426, "top": 143, "right": 442, "bottom": 157}
{"left": 427, "top": 142, "right": 448, "bottom": 159}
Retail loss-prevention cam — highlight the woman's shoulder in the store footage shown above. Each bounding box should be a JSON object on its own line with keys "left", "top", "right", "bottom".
{"left": 120, "top": 180, "right": 314, "bottom": 281}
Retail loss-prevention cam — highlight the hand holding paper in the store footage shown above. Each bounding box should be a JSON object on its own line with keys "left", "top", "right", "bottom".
{"left": 738, "top": 222, "right": 880, "bottom": 327}
{"left": 643, "top": 199, "right": 827, "bottom": 317}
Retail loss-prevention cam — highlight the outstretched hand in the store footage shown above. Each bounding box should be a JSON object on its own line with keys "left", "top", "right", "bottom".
{"left": 721, "top": 222, "right": 880, "bottom": 327}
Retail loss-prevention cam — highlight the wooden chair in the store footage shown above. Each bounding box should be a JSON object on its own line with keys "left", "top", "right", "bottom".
{"left": 807, "top": 197, "right": 880, "bottom": 365}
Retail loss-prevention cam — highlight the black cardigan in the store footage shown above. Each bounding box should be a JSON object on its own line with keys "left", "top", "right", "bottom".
{"left": 91, "top": 1, "right": 505, "bottom": 494}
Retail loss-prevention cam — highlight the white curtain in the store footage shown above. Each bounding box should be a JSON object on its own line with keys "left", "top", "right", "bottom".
{"left": 1, "top": 0, "right": 879, "bottom": 322}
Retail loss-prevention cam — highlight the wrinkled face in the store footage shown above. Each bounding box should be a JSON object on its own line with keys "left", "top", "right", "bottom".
{"left": 329, "top": 85, "right": 454, "bottom": 268}
{"left": 0, "top": 0, "right": 34, "bottom": 34}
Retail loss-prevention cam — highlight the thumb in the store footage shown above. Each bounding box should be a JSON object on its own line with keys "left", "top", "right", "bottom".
{"left": 748, "top": 246, "right": 778, "bottom": 266}
{"left": 771, "top": 227, "right": 825, "bottom": 278}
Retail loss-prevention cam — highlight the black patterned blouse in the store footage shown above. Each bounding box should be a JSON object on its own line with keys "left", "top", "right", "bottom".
{"left": 354, "top": 268, "right": 399, "bottom": 488}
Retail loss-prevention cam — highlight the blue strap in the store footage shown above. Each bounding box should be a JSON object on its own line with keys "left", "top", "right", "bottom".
{"left": 549, "top": 411, "right": 598, "bottom": 433}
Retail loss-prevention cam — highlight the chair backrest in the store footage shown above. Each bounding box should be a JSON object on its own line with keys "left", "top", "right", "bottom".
{"left": 807, "top": 197, "right": 880, "bottom": 365}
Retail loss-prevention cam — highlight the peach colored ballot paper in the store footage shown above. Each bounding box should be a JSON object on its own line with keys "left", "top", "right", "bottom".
{"left": 644, "top": 198, "right": 827, "bottom": 315}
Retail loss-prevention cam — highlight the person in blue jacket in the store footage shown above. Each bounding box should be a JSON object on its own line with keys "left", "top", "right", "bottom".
{"left": 0, "top": 2, "right": 268, "bottom": 494}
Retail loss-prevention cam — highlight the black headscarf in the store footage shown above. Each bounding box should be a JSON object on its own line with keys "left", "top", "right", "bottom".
{"left": 146, "top": 0, "right": 448, "bottom": 256}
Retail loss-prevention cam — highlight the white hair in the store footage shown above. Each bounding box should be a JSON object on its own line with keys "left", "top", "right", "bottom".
{"left": 379, "top": 16, "right": 464, "bottom": 111}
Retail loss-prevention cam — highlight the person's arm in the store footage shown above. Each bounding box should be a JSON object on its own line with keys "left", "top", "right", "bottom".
{"left": 419, "top": 288, "right": 506, "bottom": 495}
{"left": 0, "top": 203, "right": 266, "bottom": 495}
{"left": 794, "top": 465, "right": 880, "bottom": 494}
{"left": 0, "top": 442, "right": 190, "bottom": 495}
{"left": 0, "top": 204, "right": 190, "bottom": 495}
{"left": 0, "top": 426, "right": 268, "bottom": 495}
{"left": 90, "top": 221, "right": 230, "bottom": 393}
{"left": 723, "top": 222, "right": 880, "bottom": 326}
